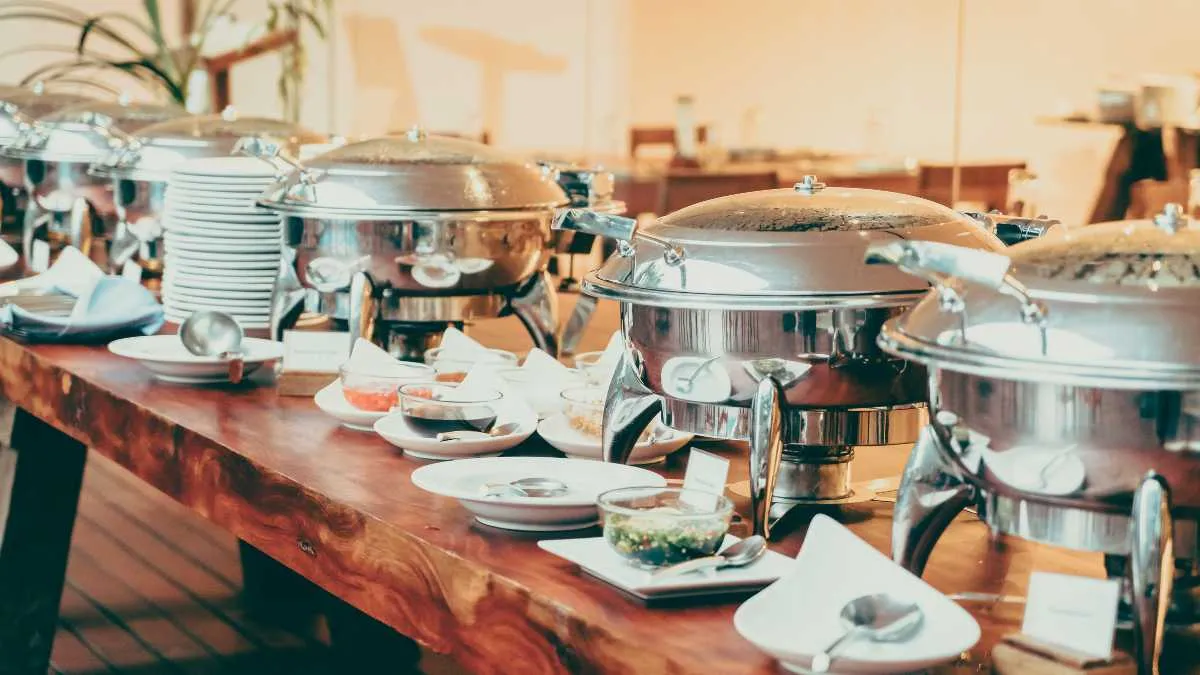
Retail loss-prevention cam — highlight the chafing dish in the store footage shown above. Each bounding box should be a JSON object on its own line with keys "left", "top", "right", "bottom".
{"left": 555, "top": 175, "right": 1028, "bottom": 538}
{"left": 2, "top": 98, "right": 185, "bottom": 268}
{"left": 868, "top": 203, "right": 1200, "bottom": 675}
{"left": 90, "top": 107, "right": 324, "bottom": 275}
{"left": 0, "top": 86, "right": 95, "bottom": 249}
{"left": 246, "top": 129, "right": 571, "bottom": 359}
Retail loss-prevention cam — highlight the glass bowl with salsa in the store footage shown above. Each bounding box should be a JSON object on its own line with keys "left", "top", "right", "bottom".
{"left": 339, "top": 361, "right": 436, "bottom": 412}
{"left": 598, "top": 486, "right": 733, "bottom": 569}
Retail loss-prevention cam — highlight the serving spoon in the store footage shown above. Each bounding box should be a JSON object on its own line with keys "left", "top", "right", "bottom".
{"left": 651, "top": 535, "right": 767, "bottom": 579}
{"left": 437, "top": 421, "right": 521, "bottom": 442}
{"left": 810, "top": 592, "right": 924, "bottom": 673}
{"left": 179, "top": 311, "right": 245, "bottom": 384}
{"left": 482, "top": 476, "right": 569, "bottom": 499}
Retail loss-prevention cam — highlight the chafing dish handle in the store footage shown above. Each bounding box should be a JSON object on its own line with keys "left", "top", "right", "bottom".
{"left": 864, "top": 240, "right": 1012, "bottom": 289}
{"left": 553, "top": 208, "right": 637, "bottom": 242}
{"left": 962, "top": 211, "right": 1060, "bottom": 246}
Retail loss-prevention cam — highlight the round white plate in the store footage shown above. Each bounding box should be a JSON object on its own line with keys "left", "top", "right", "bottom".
{"left": 314, "top": 380, "right": 386, "bottom": 431}
{"left": 374, "top": 405, "right": 537, "bottom": 461}
{"left": 108, "top": 335, "right": 284, "bottom": 383}
{"left": 410, "top": 456, "right": 666, "bottom": 531}
{"left": 172, "top": 156, "right": 280, "bottom": 179}
{"left": 163, "top": 313, "right": 271, "bottom": 330}
{"left": 165, "top": 209, "right": 281, "bottom": 226}
{"left": 165, "top": 189, "right": 263, "bottom": 206}
{"left": 537, "top": 414, "right": 691, "bottom": 465}
{"left": 165, "top": 253, "right": 280, "bottom": 267}
{"left": 164, "top": 236, "right": 281, "bottom": 254}
{"left": 163, "top": 281, "right": 274, "bottom": 298}
{"left": 164, "top": 272, "right": 278, "bottom": 288}
{"left": 164, "top": 224, "right": 283, "bottom": 241}
{"left": 164, "top": 294, "right": 272, "bottom": 311}
{"left": 164, "top": 299, "right": 272, "bottom": 315}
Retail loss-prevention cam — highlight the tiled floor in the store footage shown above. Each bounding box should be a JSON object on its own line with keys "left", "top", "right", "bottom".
{"left": 54, "top": 453, "right": 460, "bottom": 674}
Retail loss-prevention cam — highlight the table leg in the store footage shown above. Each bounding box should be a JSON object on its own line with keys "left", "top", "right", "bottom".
{"left": 324, "top": 594, "right": 423, "bottom": 674}
{"left": 238, "top": 540, "right": 322, "bottom": 634}
{"left": 0, "top": 405, "right": 86, "bottom": 675}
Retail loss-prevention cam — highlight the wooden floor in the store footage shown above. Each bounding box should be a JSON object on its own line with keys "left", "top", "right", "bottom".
{"left": 53, "top": 453, "right": 461, "bottom": 675}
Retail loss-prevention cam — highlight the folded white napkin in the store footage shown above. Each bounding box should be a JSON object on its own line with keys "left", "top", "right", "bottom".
{"left": 344, "top": 338, "right": 430, "bottom": 377}
{"left": 458, "top": 363, "right": 533, "bottom": 421}
{"left": 436, "top": 326, "right": 505, "bottom": 362}
{"left": 591, "top": 331, "right": 624, "bottom": 386}
{"left": 521, "top": 348, "right": 577, "bottom": 384}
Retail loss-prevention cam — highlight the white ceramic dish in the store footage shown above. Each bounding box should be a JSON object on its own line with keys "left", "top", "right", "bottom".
{"left": 373, "top": 405, "right": 537, "bottom": 461}
{"left": 164, "top": 239, "right": 281, "bottom": 255}
{"left": 538, "top": 535, "right": 792, "bottom": 600}
{"left": 162, "top": 313, "right": 270, "bottom": 330}
{"left": 164, "top": 224, "right": 282, "bottom": 241}
{"left": 168, "top": 178, "right": 275, "bottom": 192}
{"left": 163, "top": 283, "right": 273, "bottom": 300}
{"left": 164, "top": 274, "right": 277, "bottom": 290}
{"left": 172, "top": 156, "right": 279, "bottom": 178}
{"left": 165, "top": 254, "right": 280, "bottom": 268}
{"left": 410, "top": 456, "right": 666, "bottom": 531}
{"left": 164, "top": 189, "right": 260, "bottom": 206}
{"left": 108, "top": 335, "right": 283, "bottom": 383}
{"left": 165, "top": 211, "right": 281, "bottom": 226}
{"left": 313, "top": 380, "right": 387, "bottom": 431}
{"left": 164, "top": 294, "right": 272, "bottom": 310}
{"left": 733, "top": 515, "right": 981, "bottom": 674}
{"left": 538, "top": 414, "right": 691, "bottom": 465}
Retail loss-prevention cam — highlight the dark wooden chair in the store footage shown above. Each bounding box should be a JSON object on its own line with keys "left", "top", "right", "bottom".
{"left": 918, "top": 162, "right": 1027, "bottom": 212}
{"left": 658, "top": 171, "right": 778, "bottom": 215}
{"left": 629, "top": 125, "right": 709, "bottom": 157}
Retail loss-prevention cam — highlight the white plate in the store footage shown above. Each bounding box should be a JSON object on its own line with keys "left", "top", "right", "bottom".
{"left": 164, "top": 273, "right": 278, "bottom": 289}
{"left": 169, "top": 178, "right": 275, "bottom": 192}
{"left": 163, "top": 312, "right": 270, "bottom": 330}
{"left": 164, "top": 224, "right": 283, "bottom": 241}
{"left": 108, "top": 335, "right": 284, "bottom": 383}
{"left": 164, "top": 237, "right": 281, "bottom": 254}
{"left": 171, "top": 156, "right": 280, "bottom": 179}
{"left": 538, "top": 535, "right": 793, "bottom": 600}
{"left": 410, "top": 456, "right": 666, "bottom": 531}
{"left": 165, "top": 189, "right": 263, "bottom": 205}
{"left": 165, "top": 209, "right": 281, "bottom": 225}
{"left": 733, "top": 515, "right": 980, "bottom": 674}
{"left": 165, "top": 253, "right": 280, "bottom": 267}
{"left": 164, "top": 294, "right": 272, "bottom": 310}
{"left": 163, "top": 282, "right": 274, "bottom": 300}
{"left": 163, "top": 297, "right": 271, "bottom": 313}
{"left": 314, "top": 380, "right": 385, "bottom": 431}
{"left": 374, "top": 405, "right": 537, "bottom": 461}
{"left": 538, "top": 414, "right": 691, "bottom": 465}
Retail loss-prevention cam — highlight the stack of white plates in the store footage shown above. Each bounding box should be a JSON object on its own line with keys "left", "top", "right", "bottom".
{"left": 161, "top": 157, "right": 282, "bottom": 330}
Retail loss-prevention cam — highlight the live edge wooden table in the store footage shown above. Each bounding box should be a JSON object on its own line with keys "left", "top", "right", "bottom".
{"left": 1, "top": 301, "right": 1198, "bottom": 675}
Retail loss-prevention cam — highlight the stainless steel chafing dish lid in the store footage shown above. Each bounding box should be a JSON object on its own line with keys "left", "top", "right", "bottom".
{"left": 93, "top": 107, "right": 325, "bottom": 180}
{"left": 536, "top": 159, "right": 623, "bottom": 212}
{"left": 871, "top": 203, "right": 1200, "bottom": 388}
{"left": 568, "top": 176, "right": 1000, "bottom": 309}
{"left": 4, "top": 99, "right": 185, "bottom": 162}
{"left": 0, "top": 88, "right": 95, "bottom": 146}
{"left": 252, "top": 129, "right": 569, "bottom": 218}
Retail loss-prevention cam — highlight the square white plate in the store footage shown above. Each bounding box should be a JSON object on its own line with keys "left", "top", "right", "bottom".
{"left": 538, "top": 535, "right": 792, "bottom": 601}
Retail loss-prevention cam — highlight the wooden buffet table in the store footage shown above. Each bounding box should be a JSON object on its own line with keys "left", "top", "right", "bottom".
{"left": 0, "top": 298, "right": 1197, "bottom": 674}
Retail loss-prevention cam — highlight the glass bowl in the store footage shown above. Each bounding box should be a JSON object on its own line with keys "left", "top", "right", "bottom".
{"left": 423, "top": 346, "right": 518, "bottom": 382}
{"left": 598, "top": 487, "right": 734, "bottom": 569}
{"left": 398, "top": 382, "right": 503, "bottom": 437}
{"left": 339, "top": 361, "right": 436, "bottom": 412}
{"left": 561, "top": 386, "right": 660, "bottom": 441}
{"left": 573, "top": 351, "right": 609, "bottom": 385}
{"left": 495, "top": 367, "right": 585, "bottom": 418}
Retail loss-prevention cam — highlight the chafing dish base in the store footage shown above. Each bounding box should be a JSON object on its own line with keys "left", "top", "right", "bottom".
{"left": 893, "top": 426, "right": 1196, "bottom": 675}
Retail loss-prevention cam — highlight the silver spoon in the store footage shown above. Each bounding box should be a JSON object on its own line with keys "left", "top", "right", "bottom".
{"left": 437, "top": 421, "right": 521, "bottom": 442}
{"left": 651, "top": 535, "right": 767, "bottom": 580}
{"left": 179, "top": 311, "right": 246, "bottom": 384}
{"left": 482, "top": 476, "right": 569, "bottom": 499}
{"left": 810, "top": 593, "right": 924, "bottom": 673}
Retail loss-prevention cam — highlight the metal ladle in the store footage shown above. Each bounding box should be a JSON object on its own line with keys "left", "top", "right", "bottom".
{"left": 651, "top": 535, "right": 768, "bottom": 579}
{"left": 179, "top": 310, "right": 246, "bottom": 384}
{"left": 482, "top": 477, "right": 569, "bottom": 499}
{"left": 810, "top": 592, "right": 924, "bottom": 673}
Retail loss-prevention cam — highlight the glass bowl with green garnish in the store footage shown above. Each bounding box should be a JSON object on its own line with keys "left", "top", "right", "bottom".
{"left": 598, "top": 486, "right": 733, "bottom": 569}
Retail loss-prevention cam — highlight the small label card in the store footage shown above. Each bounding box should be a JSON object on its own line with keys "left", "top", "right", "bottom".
{"left": 282, "top": 330, "right": 350, "bottom": 373}
{"left": 681, "top": 448, "right": 730, "bottom": 510}
{"left": 30, "top": 240, "right": 49, "bottom": 273}
{"left": 121, "top": 259, "right": 143, "bottom": 283}
{"left": 1023, "top": 571, "right": 1121, "bottom": 660}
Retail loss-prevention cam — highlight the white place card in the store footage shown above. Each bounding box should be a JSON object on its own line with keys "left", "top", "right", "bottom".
{"left": 121, "top": 259, "right": 143, "bottom": 283}
{"left": 1022, "top": 571, "right": 1121, "bottom": 660}
{"left": 681, "top": 448, "right": 730, "bottom": 510}
{"left": 30, "top": 240, "right": 49, "bottom": 273}
{"left": 282, "top": 330, "right": 351, "bottom": 374}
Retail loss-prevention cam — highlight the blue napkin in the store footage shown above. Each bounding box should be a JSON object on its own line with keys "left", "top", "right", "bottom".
{"left": 0, "top": 247, "right": 164, "bottom": 342}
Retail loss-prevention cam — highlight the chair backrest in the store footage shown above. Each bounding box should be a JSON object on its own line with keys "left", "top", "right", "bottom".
{"left": 629, "top": 125, "right": 709, "bottom": 157}
{"left": 918, "top": 162, "right": 1026, "bottom": 211}
{"left": 658, "top": 171, "right": 778, "bottom": 215}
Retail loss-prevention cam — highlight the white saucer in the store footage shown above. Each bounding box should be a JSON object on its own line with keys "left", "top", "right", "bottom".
{"left": 169, "top": 178, "right": 274, "bottom": 193}
{"left": 164, "top": 274, "right": 277, "bottom": 290}
{"left": 108, "top": 335, "right": 284, "bottom": 383}
{"left": 410, "top": 456, "right": 666, "bottom": 531}
{"left": 538, "top": 414, "right": 691, "bottom": 465}
{"left": 538, "top": 535, "right": 793, "bottom": 601}
{"left": 733, "top": 515, "right": 980, "bottom": 674}
{"left": 313, "top": 380, "right": 386, "bottom": 431}
{"left": 171, "top": 156, "right": 280, "bottom": 178}
{"left": 374, "top": 406, "right": 537, "bottom": 461}
{"left": 165, "top": 253, "right": 280, "bottom": 268}
{"left": 165, "top": 189, "right": 262, "bottom": 206}
{"left": 165, "top": 211, "right": 281, "bottom": 226}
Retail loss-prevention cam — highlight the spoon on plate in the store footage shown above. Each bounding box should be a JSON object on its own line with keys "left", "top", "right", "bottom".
{"left": 651, "top": 535, "right": 767, "bottom": 580}
{"left": 810, "top": 593, "right": 924, "bottom": 673}
{"left": 482, "top": 476, "right": 569, "bottom": 499}
{"left": 437, "top": 421, "right": 521, "bottom": 442}
{"left": 179, "top": 310, "right": 245, "bottom": 383}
